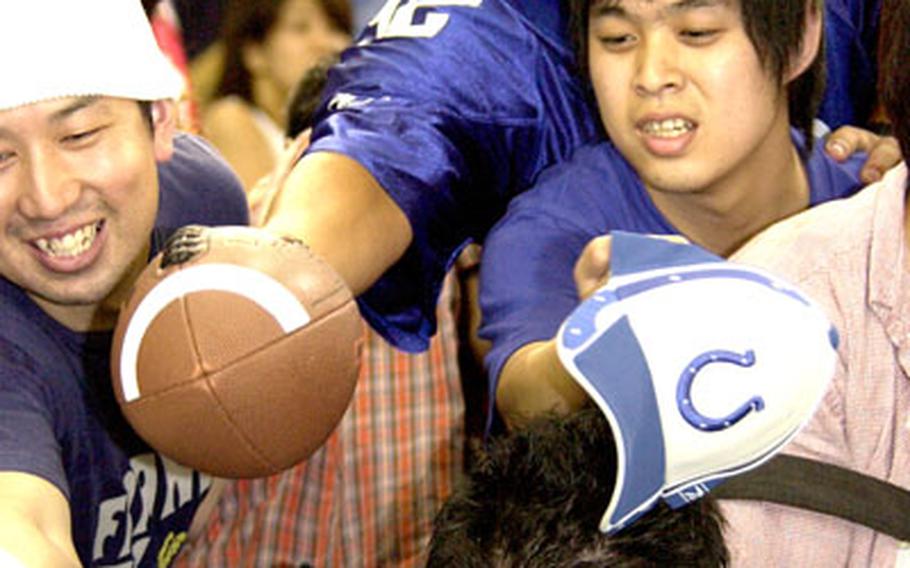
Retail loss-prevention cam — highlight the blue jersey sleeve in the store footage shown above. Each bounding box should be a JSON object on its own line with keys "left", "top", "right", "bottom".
{"left": 479, "top": 143, "right": 676, "bottom": 408}
{"left": 308, "top": 0, "right": 598, "bottom": 351}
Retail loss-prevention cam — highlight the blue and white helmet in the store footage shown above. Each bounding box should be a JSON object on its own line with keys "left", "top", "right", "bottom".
{"left": 557, "top": 231, "right": 838, "bottom": 534}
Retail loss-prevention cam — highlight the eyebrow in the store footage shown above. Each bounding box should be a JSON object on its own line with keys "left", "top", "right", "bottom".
{"left": 49, "top": 95, "right": 102, "bottom": 123}
{"left": 591, "top": 0, "right": 730, "bottom": 19}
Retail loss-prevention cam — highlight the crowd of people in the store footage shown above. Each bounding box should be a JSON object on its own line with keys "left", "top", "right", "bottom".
{"left": 0, "top": 0, "right": 908, "bottom": 566}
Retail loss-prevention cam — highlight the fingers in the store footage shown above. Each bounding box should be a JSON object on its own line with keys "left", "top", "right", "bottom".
{"left": 825, "top": 125, "right": 903, "bottom": 185}
{"left": 824, "top": 125, "right": 866, "bottom": 162}
{"left": 573, "top": 235, "right": 612, "bottom": 300}
{"left": 858, "top": 135, "right": 901, "bottom": 185}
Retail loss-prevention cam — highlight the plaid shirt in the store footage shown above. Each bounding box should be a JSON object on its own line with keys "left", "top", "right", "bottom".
{"left": 176, "top": 274, "right": 465, "bottom": 567}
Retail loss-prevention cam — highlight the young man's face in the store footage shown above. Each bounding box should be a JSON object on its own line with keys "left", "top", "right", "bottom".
{"left": 0, "top": 96, "right": 172, "bottom": 329}
{"left": 588, "top": 0, "right": 790, "bottom": 197}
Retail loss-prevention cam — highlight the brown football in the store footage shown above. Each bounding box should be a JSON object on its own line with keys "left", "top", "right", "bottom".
{"left": 110, "top": 225, "right": 363, "bottom": 478}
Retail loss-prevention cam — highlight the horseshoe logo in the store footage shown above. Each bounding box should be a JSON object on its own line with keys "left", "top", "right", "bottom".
{"left": 677, "top": 349, "right": 763, "bottom": 431}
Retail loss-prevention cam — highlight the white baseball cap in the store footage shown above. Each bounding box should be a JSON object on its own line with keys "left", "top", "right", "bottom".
{"left": 0, "top": 0, "right": 184, "bottom": 111}
{"left": 557, "top": 231, "right": 838, "bottom": 534}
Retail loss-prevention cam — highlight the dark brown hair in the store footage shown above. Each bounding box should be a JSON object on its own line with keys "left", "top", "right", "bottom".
{"left": 569, "top": 0, "right": 825, "bottom": 151}
{"left": 215, "top": 0, "right": 352, "bottom": 103}
{"left": 878, "top": 0, "right": 910, "bottom": 161}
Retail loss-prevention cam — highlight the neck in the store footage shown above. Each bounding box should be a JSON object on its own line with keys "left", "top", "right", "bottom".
{"left": 31, "top": 243, "right": 151, "bottom": 333}
{"left": 251, "top": 77, "right": 287, "bottom": 128}
{"left": 648, "top": 119, "right": 810, "bottom": 258}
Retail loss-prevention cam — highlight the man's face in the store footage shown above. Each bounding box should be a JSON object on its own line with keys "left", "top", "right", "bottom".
{"left": 0, "top": 96, "right": 170, "bottom": 329}
{"left": 588, "top": 0, "right": 789, "bottom": 197}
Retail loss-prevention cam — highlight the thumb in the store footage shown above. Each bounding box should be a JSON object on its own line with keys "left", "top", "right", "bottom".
{"left": 574, "top": 235, "right": 613, "bottom": 300}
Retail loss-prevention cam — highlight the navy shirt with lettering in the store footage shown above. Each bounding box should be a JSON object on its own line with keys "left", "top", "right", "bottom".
{"left": 0, "top": 133, "right": 248, "bottom": 566}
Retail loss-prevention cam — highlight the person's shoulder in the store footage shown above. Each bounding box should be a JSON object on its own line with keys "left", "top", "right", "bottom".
{"left": 524, "top": 142, "right": 636, "bottom": 201}
{"left": 157, "top": 133, "right": 249, "bottom": 227}
{"left": 202, "top": 96, "right": 264, "bottom": 144}
{"left": 734, "top": 180, "right": 880, "bottom": 275}
{"left": 168, "top": 132, "right": 244, "bottom": 192}
{"left": 202, "top": 96, "right": 255, "bottom": 131}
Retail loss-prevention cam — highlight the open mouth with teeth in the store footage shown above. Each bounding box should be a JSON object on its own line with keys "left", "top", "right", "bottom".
{"left": 641, "top": 118, "right": 695, "bottom": 138}
{"left": 34, "top": 221, "right": 104, "bottom": 258}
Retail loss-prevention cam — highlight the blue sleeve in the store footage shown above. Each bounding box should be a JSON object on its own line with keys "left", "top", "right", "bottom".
{"left": 0, "top": 335, "right": 68, "bottom": 498}
{"left": 478, "top": 143, "right": 677, "bottom": 408}
{"left": 479, "top": 170, "right": 601, "bottom": 398}
{"left": 307, "top": 0, "right": 598, "bottom": 351}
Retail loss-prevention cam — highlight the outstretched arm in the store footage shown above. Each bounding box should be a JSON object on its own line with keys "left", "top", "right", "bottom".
{"left": 0, "top": 472, "right": 80, "bottom": 567}
{"left": 495, "top": 236, "right": 614, "bottom": 429}
{"left": 261, "top": 151, "right": 413, "bottom": 297}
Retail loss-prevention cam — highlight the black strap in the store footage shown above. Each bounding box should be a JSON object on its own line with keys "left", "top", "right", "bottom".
{"left": 714, "top": 454, "right": 910, "bottom": 542}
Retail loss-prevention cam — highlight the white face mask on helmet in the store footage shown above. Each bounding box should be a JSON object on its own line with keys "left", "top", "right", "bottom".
{"left": 557, "top": 231, "right": 838, "bottom": 534}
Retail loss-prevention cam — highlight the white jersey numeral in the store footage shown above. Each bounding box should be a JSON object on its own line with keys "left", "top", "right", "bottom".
{"left": 369, "top": 0, "right": 482, "bottom": 39}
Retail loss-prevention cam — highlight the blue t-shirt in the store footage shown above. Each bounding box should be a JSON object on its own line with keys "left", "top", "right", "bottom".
{"left": 307, "top": 0, "right": 600, "bottom": 351}
{"left": 479, "top": 136, "right": 866, "bottom": 401}
{"left": 0, "top": 133, "right": 248, "bottom": 567}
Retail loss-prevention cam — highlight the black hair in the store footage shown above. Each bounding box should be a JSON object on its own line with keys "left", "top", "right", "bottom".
{"left": 568, "top": 0, "right": 825, "bottom": 150}
{"left": 427, "top": 408, "right": 728, "bottom": 567}
{"left": 879, "top": 0, "right": 910, "bottom": 163}
{"left": 216, "top": 0, "right": 352, "bottom": 104}
{"left": 138, "top": 100, "right": 155, "bottom": 132}
{"left": 285, "top": 55, "right": 338, "bottom": 138}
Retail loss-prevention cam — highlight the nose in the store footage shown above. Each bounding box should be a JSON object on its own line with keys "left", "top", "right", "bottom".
{"left": 17, "top": 149, "right": 81, "bottom": 220}
{"left": 633, "top": 33, "right": 684, "bottom": 98}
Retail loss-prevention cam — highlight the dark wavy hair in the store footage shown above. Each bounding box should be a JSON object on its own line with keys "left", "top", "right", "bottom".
{"left": 427, "top": 408, "right": 728, "bottom": 567}
{"left": 569, "top": 0, "right": 825, "bottom": 151}
{"left": 879, "top": 0, "right": 910, "bottom": 163}
{"left": 215, "top": 0, "right": 352, "bottom": 104}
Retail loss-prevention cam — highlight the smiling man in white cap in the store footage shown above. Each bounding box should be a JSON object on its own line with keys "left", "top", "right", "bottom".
{"left": 0, "top": 1, "right": 247, "bottom": 565}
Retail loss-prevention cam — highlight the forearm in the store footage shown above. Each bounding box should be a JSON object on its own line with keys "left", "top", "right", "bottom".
{"left": 496, "top": 340, "right": 589, "bottom": 430}
{"left": 263, "top": 152, "right": 413, "bottom": 296}
{"left": 0, "top": 510, "right": 79, "bottom": 567}
{"left": 0, "top": 473, "right": 79, "bottom": 567}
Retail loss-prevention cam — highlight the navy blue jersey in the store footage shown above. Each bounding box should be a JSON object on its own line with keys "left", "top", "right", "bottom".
{"left": 479, "top": 134, "right": 866, "bottom": 399}
{"left": 308, "top": 0, "right": 601, "bottom": 351}
{"left": 306, "top": 0, "right": 878, "bottom": 351}
{"left": 0, "top": 134, "right": 248, "bottom": 566}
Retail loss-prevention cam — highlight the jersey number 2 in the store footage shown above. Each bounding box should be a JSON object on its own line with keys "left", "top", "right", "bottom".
{"left": 369, "top": 0, "right": 483, "bottom": 39}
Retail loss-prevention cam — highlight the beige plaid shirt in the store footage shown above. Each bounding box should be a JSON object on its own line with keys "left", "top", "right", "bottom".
{"left": 723, "top": 164, "right": 910, "bottom": 566}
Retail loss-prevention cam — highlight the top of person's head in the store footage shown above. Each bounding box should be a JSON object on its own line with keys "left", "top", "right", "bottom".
{"left": 879, "top": 0, "right": 910, "bottom": 162}
{"left": 427, "top": 408, "right": 728, "bottom": 567}
{"left": 216, "top": 0, "right": 352, "bottom": 103}
{"left": 0, "top": 0, "right": 183, "bottom": 113}
{"left": 568, "top": 0, "right": 824, "bottom": 150}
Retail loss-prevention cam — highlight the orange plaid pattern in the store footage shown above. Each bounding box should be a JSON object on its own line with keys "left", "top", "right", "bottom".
{"left": 176, "top": 275, "right": 465, "bottom": 567}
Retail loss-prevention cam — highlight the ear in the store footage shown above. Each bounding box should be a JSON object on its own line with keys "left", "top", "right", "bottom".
{"left": 150, "top": 99, "right": 177, "bottom": 162}
{"left": 786, "top": 2, "right": 823, "bottom": 82}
